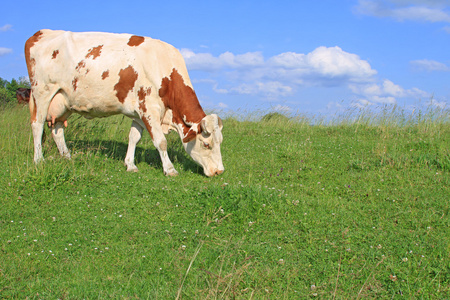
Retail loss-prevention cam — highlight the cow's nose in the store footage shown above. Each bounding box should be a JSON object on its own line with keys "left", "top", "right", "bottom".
{"left": 215, "top": 169, "right": 224, "bottom": 176}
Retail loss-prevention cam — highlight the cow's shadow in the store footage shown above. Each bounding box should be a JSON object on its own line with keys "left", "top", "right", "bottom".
{"left": 67, "top": 139, "right": 203, "bottom": 175}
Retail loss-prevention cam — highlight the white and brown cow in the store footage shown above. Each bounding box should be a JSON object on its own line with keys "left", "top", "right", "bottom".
{"left": 25, "top": 29, "right": 224, "bottom": 177}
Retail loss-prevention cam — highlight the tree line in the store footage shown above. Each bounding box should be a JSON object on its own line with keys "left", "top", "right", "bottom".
{"left": 0, "top": 77, "right": 30, "bottom": 105}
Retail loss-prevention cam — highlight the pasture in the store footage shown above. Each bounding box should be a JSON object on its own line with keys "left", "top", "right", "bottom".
{"left": 0, "top": 103, "right": 449, "bottom": 298}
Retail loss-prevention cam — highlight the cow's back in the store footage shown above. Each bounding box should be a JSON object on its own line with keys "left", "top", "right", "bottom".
{"left": 26, "top": 29, "right": 191, "bottom": 118}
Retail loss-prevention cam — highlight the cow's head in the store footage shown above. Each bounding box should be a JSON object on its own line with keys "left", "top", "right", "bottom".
{"left": 184, "top": 114, "right": 224, "bottom": 177}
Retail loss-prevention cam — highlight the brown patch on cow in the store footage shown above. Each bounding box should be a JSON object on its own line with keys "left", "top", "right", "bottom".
{"left": 101, "top": 70, "right": 109, "bottom": 80}
{"left": 30, "top": 95, "right": 37, "bottom": 123}
{"left": 28, "top": 58, "right": 37, "bottom": 86}
{"left": 72, "top": 77, "right": 78, "bottom": 91}
{"left": 141, "top": 116, "right": 154, "bottom": 139}
{"left": 159, "top": 68, "right": 206, "bottom": 142}
{"left": 76, "top": 60, "right": 86, "bottom": 71}
{"left": 127, "top": 35, "right": 145, "bottom": 47}
{"left": 85, "top": 45, "right": 103, "bottom": 60}
{"left": 52, "top": 50, "right": 59, "bottom": 59}
{"left": 114, "top": 65, "right": 138, "bottom": 103}
{"left": 24, "top": 31, "right": 43, "bottom": 87}
{"left": 137, "top": 87, "right": 153, "bottom": 139}
{"left": 137, "top": 87, "right": 151, "bottom": 101}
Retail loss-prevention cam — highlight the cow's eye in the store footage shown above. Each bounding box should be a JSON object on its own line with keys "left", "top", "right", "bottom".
{"left": 202, "top": 141, "right": 211, "bottom": 149}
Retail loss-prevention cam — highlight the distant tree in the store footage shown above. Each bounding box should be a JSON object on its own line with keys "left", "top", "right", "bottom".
{"left": 0, "top": 77, "right": 7, "bottom": 89}
{"left": 0, "top": 87, "right": 9, "bottom": 104}
{"left": 17, "top": 77, "right": 31, "bottom": 89}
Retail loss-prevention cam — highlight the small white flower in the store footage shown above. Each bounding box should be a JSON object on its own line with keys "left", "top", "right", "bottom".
{"left": 402, "top": 257, "right": 408, "bottom": 262}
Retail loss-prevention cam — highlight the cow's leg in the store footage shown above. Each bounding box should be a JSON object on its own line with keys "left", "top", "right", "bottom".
{"left": 30, "top": 85, "right": 60, "bottom": 163}
{"left": 153, "top": 126, "right": 178, "bottom": 176}
{"left": 29, "top": 92, "right": 46, "bottom": 163}
{"left": 52, "top": 122, "right": 71, "bottom": 159}
{"left": 140, "top": 113, "right": 178, "bottom": 176}
{"left": 124, "top": 120, "right": 143, "bottom": 172}
{"left": 31, "top": 121, "right": 45, "bottom": 163}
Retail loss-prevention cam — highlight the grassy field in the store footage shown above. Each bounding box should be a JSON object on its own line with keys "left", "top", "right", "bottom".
{"left": 0, "top": 104, "right": 449, "bottom": 299}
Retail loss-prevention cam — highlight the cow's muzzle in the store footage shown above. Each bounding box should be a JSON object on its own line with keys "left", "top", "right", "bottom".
{"left": 206, "top": 168, "right": 224, "bottom": 177}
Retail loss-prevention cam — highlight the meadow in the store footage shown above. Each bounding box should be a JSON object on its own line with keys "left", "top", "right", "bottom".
{"left": 0, "top": 103, "right": 449, "bottom": 299}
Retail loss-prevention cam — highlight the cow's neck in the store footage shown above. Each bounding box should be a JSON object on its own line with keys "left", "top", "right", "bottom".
{"left": 159, "top": 68, "right": 206, "bottom": 142}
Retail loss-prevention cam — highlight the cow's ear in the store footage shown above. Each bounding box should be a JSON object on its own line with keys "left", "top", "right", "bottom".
{"left": 218, "top": 117, "right": 223, "bottom": 130}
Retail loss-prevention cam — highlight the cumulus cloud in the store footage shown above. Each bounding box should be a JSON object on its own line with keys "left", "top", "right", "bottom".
{"left": 272, "top": 104, "right": 292, "bottom": 114}
{"left": 183, "top": 46, "right": 429, "bottom": 107}
{"left": 0, "top": 25, "right": 13, "bottom": 56}
{"left": 354, "top": 0, "right": 450, "bottom": 22}
{"left": 410, "top": 59, "right": 450, "bottom": 71}
{"left": 182, "top": 46, "right": 377, "bottom": 99}
{"left": 350, "top": 79, "right": 429, "bottom": 106}
{"left": 0, "top": 47, "right": 12, "bottom": 56}
{"left": 428, "top": 98, "right": 447, "bottom": 108}
{"left": 180, "top": 49, "right": 264, "bottom": 71}
{"left": 0, "top": 24, "right": 12, "bottom": 32}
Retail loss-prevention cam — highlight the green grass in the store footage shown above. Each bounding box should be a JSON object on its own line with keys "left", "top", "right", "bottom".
{"left": 1, "top": 104, "right": 449, "bottom": 299}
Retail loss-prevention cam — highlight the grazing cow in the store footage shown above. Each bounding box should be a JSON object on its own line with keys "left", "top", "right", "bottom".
{"left": 16, "top": 88, "right": 31, "bottom": 104}
{"left": 25, "top": 29, "right": 224, "bottom": 177}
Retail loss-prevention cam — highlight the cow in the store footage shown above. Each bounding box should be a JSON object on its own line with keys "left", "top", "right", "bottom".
{"left": 16, "top": 88, "right": 31, "bottom": 104}
{"left": 25, "top": 29, "right": 224, "bottom": 177}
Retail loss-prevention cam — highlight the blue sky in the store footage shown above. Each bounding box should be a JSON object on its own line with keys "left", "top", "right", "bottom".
{"left": 1, "top": 0, "right": 449, "bottom": 116}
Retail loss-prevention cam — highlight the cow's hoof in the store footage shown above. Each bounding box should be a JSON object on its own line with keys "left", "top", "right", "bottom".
{"left": 127, "top": 166, "right": 139, "bottom": 172}
{"left": 165, "top": 170, "right": 179, "bottom": 177}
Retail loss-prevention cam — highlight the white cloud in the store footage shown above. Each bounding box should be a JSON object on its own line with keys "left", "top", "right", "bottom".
{"left": 0, "top": 47, "right": 12, "bottom": 56}
{"left": 230, "top": 81, "right": 293, "bottom": 99}
{"left": 272, "top": 104, "right": 292, "bottom": 114}
{"left": 180, "top": 49, "right": 264, "bottom": 71}
{"left": 1, "top": 25, "right": 13, "bottom": 56}
{"left": 183, "top": 46, "right": 428, "bottom": 106}
{"left": 182, "top": 46, "right": 376, "bottom": 95}
{"left": 428, "top": 98, "right": 447, "bottom": 108}
{"left": 350, "top": 79, "right": 429, "bottom": 105}
{"left": 410, "top": 59, "right": 450, "bottom": 71}
{"left": 0, "top": 24, "right": 12, "bottom": 32}
{"left": 355, "top": 0, "right": 450, "bottom": 22}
